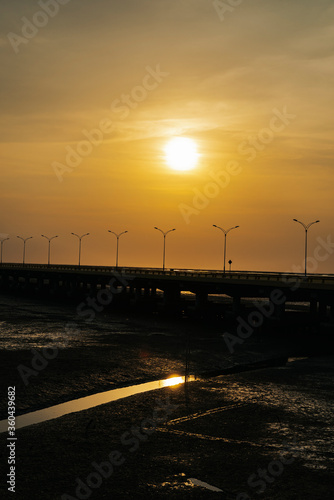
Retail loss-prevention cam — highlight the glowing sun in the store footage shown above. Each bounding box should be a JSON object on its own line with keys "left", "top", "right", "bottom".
{"left": 164, "top": 137, "right": 199, "bottom": 171}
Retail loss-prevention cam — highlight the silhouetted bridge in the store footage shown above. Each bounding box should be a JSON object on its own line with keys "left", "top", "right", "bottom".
{"left": 1, "top": 264, "right": 334, "bottom": 323}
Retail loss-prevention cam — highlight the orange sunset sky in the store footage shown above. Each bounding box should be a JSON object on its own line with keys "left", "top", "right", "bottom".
{"left": 1, "top": 0, "right": 334, "bottom": 272}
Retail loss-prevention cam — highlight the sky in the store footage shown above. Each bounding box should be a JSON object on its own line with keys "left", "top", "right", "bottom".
{"left": 0, "top": 0, "right": 334, "bottom": 272}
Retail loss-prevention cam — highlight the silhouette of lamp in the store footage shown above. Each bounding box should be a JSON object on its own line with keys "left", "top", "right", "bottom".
{"left": 293, "top": 219, "right": 319, "bottom": 276}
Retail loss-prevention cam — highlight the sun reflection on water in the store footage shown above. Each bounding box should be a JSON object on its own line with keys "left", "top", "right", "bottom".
{"left": 161, "top": 375, "right": 196, "bottom": 387}
{"left": 0, "top": 374, "right": 197, "bottom": 433}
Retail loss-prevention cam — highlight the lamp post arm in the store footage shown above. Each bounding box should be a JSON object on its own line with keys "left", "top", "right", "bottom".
{"left": 293, "top": 219, "right": 307, "bottom": 230}
{"left": 306, "top": 220, "right": 320, "bottom": 230}
{"left": 226, "top": 225, "right": 239, "bottom": 234}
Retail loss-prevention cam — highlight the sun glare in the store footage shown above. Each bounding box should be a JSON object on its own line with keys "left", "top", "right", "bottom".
{"left": 164, "top": 137, "right": 199, "bottom": 171}
{"left": 162, "top": 376, "right": 184, "bottom": 387}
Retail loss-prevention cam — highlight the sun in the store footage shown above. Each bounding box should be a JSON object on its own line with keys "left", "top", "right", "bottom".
{"left": 164, "top": 137, "right": 199, "bottom": 171}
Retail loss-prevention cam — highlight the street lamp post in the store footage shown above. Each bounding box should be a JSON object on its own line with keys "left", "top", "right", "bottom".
{"left": 17, "top": 236, "right": 33, "bottom": 265}
{"left": 41, "top": 235, "right": 58, "bottom": 266}
{"left": 71, "top": 233, "right": 90, "bottom": 266}
{"left": 108, "top": 230, "right": 128, "bottom": 268}
{"left": 213, "top": 225, "right": 239, "bottom": 274}
{"left": 154, "top": 227, "right": 176, "bottom": 271}
{"left": 293, "top": 219, "right": 320, "bottom": 276}
{"left": 0, "top": 237, "right": 9, "bottom": 264}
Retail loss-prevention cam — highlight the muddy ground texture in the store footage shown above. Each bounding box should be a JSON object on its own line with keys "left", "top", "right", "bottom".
{"left": 0, "top": 356, "right": 333, "bottom": 500}
{"left": 0, "top": 299, "right": 333, "bottom": 499}
{"left": 1, "top": 299, "right": 331, "bottom": 418}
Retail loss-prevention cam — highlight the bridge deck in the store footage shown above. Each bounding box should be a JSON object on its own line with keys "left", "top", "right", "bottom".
{"left": 1, "top": 264, "right": 334, "bottom": 301}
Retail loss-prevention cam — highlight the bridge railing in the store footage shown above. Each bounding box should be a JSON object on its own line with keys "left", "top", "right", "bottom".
{"left": 1, "top": 263, "right": 334, "bottom": 284}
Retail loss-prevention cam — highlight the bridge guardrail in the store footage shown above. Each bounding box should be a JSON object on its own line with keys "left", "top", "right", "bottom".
{"left": 1, "top": 263, "right": 334, "bottom": 285}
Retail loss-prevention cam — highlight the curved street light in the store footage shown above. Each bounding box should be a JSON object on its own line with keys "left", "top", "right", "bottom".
{"left": 293, "top": 219, "right": 320, "bottom": 276}
{"left": 154, "top": 227, "right": 176, "bottom": 271}
{"left": 41, "top": 235, "right": 58, "bottom": 266}
{"left": 17, "top": 236, "right": 33, "bottom": 265}
{"left": 213, "top": 225, "right": 239, "bottom": 274}
{"left": 71, "top": 233, "right": 90, "bottom": 266}
{"left": 0, "top": 237, "right": 9, "bottom": 264}
{"left": 108, "top": 230, "right": 128, "bottom": 268}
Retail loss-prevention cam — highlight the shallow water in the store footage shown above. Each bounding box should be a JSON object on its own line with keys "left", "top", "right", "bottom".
{"left": 0, "top": 295, "right": 148, "bottom": 350}
{"left": 0, "top": 375, "right": 196, "bottom": 433}
{"left": 209, "top": 357, "right": 334, "bottom": 471}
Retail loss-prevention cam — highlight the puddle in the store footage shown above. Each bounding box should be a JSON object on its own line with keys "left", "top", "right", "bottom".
{"left": 188, "top": 478, "right": 224, "bottom": 492}
{"left": 287, "top": 357, "right": 309, "bottom": 363}
{"left": 0, "top": 375, "right": 196, "bottom": 433}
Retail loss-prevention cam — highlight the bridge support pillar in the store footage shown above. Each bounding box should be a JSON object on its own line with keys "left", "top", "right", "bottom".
{"left": 233, "top": 296, "right": 241, "bottom": 314}
{"left": 37, "top": 278, "right": 44, "bottom": 292}
{"left": 163, "top": 287, "right": 181, "bottom": 312}
{"left": 119, "top": 284, "right": 128, "bottom": 296}
{"left": 329, "top": 304, "right": 334, "bottom": 323}
{"left": 89, "top": 283, "right": 98, "bottom": 297}
{"left": 279, "top": 302, "right": 285, "bottom": 318}
{"left": 49, "top": 278, "right": 60, "bottom": 296}
{"left": 0, "top": 272, "right": 9, "bottom": 291}
{"left": 59, "top": 279, "right": 66, "bottom": 294}
{"left": 319, "top": 301, "right": 327, "bottom": 322}
{"left": 63, "top": 280, "right": 72, "bottom": 296}
{"left": 272, "top": 300, "right": 285, "bottom": 319}
{"left": 310, "top": 298, "right": 318, "bottom": 320}
{"left": 195, "top": 291, "right": 208, "bottom": 311}
{"left": 57, "top": 279, "right": 64, "bottom": 296}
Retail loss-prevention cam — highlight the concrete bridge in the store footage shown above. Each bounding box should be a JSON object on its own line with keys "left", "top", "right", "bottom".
{"left": 1, "top": 263, "right": 334, "bottom": 323}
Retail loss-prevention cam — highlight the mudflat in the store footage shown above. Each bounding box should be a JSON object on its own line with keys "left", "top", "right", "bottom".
{"left": 1, "top": 295, "right": 333, "bottom": 499}
{"left": 1, "top": 355, "right": 333, "bottom": 499}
